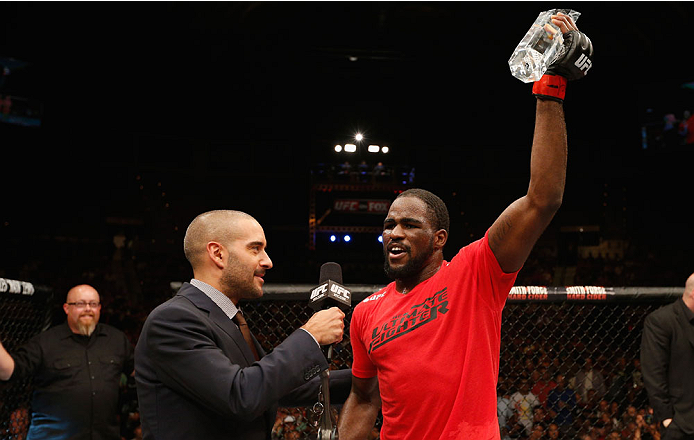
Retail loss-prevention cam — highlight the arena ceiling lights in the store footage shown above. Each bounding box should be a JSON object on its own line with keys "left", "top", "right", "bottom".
{"left": 333, "top": 132, "right": 390, "bottom": 154}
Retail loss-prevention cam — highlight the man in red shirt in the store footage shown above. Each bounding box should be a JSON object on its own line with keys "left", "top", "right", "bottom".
{"left": 532, "top": 367, "right": 557, "bottom": 406}
{"left": 337, "top": 13, "right": 593, "bottom": 440}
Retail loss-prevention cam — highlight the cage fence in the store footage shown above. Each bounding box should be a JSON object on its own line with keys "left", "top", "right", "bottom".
{"left": 1, "top": 282, "right": 682, "bottom": 440}
{"left": 243, "top": 285, "right": 680, "bottom": 440}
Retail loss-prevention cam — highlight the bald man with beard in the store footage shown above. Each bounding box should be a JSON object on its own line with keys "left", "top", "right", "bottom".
{"left": 641, "top": 272, "right": 694, "bottom": 440}
{"left": 135, "top": 210, "right": 352, "bottom": 440}
{"left": 0, "top": 284, "right": 134, "bottom": 440}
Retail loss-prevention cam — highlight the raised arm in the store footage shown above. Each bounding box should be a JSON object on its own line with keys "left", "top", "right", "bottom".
{"left": 337, "top": 375, "right": 381, "bottom": 440}
{"left": 489, "top": 98, "right": 566, "bottom": 273}
{"left": 489, "top": 13, "right": 592, "bottom": 273}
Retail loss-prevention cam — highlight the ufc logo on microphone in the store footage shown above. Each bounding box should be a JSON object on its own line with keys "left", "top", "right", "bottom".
{"left": 574, "top": 54, "right": 592, "bottom": 74}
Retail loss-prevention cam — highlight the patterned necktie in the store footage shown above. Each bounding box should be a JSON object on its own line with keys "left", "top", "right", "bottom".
{"left": 233, "top": 310, "right": 260, "bottom": 361}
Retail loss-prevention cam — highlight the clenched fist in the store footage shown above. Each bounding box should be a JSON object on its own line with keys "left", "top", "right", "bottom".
{"left": 301, "top": 307, "right": 345, "bottom": 345}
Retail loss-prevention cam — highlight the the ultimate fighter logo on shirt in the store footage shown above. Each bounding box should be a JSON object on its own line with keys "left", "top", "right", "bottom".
{"left": 368, "top": 287, "right": 449, "bottom": 354}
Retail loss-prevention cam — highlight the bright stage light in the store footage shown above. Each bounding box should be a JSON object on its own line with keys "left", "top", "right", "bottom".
{"left": 355, "top": 133, "right": 363, "bottom": 141}
{"left": 381, "top": 146, "right": 389, "bottom": 153}
{"left": 344, "top": 144, "right": 357, "bottom": 153}
{"left": 368, "top": 145, "right": 380, "bottom": 153}
{"left": 330, "top": 235, "right": 337, "bottom": 242}
{"left": 335, "top": 145, "right": 342, "bottom": 152}
{"left": 343, "top": 235, "right": 351, "bottom": 242}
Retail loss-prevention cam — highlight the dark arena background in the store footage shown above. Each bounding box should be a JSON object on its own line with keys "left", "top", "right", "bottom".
{"left": 1, "top": 2, "right": 693, "bottom": 440}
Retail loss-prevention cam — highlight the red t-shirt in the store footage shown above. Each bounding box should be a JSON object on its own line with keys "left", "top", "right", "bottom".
{"left": 350, "top": 232, "right": 518, "bottom": 439}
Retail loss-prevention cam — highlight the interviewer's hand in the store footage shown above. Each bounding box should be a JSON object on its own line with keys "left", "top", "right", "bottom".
{"left": 663, "top": 418, "right": 672, "bottom": 428}
{"left": 301, "top": 307, "right": 345, "bottom": 345}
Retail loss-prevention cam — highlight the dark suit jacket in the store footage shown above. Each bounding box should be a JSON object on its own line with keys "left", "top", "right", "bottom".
{"left": 135, "top": 283, "right": 351, "bottom": 440}
{"left": 640, "top": 298, "right": 694, "bottom": 434}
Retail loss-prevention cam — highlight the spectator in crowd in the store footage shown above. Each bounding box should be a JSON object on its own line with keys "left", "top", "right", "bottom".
{"left": 532, "top": 366, "right": 557, "bottom": 407}
{"left": 661, "top": 113, "right": 680, "bottom": 147}
{"left": 679, "top": 110, "right": 694, "bottom": 145}
{"left": 640, "top": 271, "right": 694, "bottom": 440}
{"left": 547, "top": 373, "right": 578, "bottom": 436}
{"left": 547, "top": 422, "right": 562, "bottom": 440}
{"left": 337, "top": 161, "right": 353, "bottom": 181}
{"left": 511, "top": 378, "right": 542, "bottom": 436}
{"left": 0, "top": 284, "right": 134, "bottom": 440}
{"left": 371, "top": 161, "right": 385, "bottom": 177}
{"left": 622, "top": 419, "right": 639, "bottom": 439}
{"left": 593, "top": 400, "right": 610, "bottom": 424}
{"left": 533, "top": 406, "right": 552, "bottom": 430}
{"left": 529, "top": 423, "right": 546, "bottom": 440}
{"left": 578, "top": 389, "right": 600, "bottom": 420}
{"left": 272, "top": 414, "right": 305, "bottom": 440}
{"left": 1, "top": 94, "right": 11, "bottom": 115}
{"left": 7, "top": 405, "right": 29, "bottom": 440}
{"left": 606, "top": 430, "right": 621, "bottom": 440}
{"left": 504, "top": 413, "right": 529, "bottom": 440}
{"left": 572, "top": 357, "right": 606, "bottom": 402}
{"left": 498, "top": 379, "right": 515, "bottom": 436}
{"left": 634, "top": 413, "right": 660, "bottom": 440}
{"left": 608, "top": 401, "right": 621, "bottom": 425}
{"left": 621, "top": 405, "right": 638, "bottom": 428}
{"left": 604, "top": 357, "right": 629, "bottom": 404}
{"left": 629, "top": 358, "right": 650, "bottom": 409}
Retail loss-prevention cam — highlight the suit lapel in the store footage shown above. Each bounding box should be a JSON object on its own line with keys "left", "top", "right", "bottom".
{"left": 178, "top": 284, "right": 262, "bottom": 365}
{"left": 673, "top": 299, "right": 694, "bottom": 350}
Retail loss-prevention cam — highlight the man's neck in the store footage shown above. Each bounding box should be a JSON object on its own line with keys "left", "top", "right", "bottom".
{"left": 191, "top": 277, "right": 239, "bottom": 306}
{"left": 395, "top": 257, "right": 443, "bottom": 294}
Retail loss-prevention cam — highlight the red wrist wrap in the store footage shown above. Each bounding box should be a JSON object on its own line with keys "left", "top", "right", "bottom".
{"left": 532, "top": 74, "right": 567, "bottom": 102}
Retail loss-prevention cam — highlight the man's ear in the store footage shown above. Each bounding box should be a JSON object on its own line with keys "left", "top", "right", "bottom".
{"left": 206, "top": 241, "right": 225, "bottom": 270}
{"left": 434, "top": 229, "right": 448, "bottom": 250}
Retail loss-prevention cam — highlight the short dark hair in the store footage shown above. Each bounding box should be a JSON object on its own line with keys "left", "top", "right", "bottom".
{"left": 396, "top": 188, "right": 450, "bottom": 233}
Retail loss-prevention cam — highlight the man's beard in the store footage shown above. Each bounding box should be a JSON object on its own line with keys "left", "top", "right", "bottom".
{"left": 383, "top": 237, "right": 434, "bottom": 280}
{"left": 220, "top": 263, "right": 263, "bottom": 299}
{"left": 77, "top": 319, "right": 97, "bottom": 336}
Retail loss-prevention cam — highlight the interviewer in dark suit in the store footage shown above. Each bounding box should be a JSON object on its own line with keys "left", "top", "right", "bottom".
{"left": 135, "top": 210, "right": 351, "bottom": 440}
{"left": 640, "top": 272, "right": 694, "bottom": 440}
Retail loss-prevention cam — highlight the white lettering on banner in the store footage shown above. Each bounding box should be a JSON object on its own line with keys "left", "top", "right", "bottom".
{"left": 21, "top": 282, "right": 34, "bottom": 295}
{"left": 566, "top": 286, "right": 606, "bottom": 295}
{"left": 0, "top": 278, "right": 36, "bottom": 295}
{"left": 367, "top": 201, "right": 390, "bottom": 213}
{"left": 334, "top": 199, "right": 391, "bottom": 214}
{"left": 6, "top": 279, "right": 22, "bottom": 294}
{"left": 567, "top": 286, "right": 607, "bottom": 300}
{"left": 510, "top": 286, "right": 548, "bottom": 295}
{"left": 334, "top": 200, "right": 359, "bottom": 212}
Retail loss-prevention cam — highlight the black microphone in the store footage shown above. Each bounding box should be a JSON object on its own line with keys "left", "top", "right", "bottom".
{"left": 309, "top": 262, "right": 351, "bottom": 313}
{"left": 309, "top": 263, "right": 350, "bottom": 440}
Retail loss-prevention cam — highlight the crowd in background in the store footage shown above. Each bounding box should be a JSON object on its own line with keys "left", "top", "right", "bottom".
{"left": 643, "top": 108, "right": 694, "bottom": 149}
